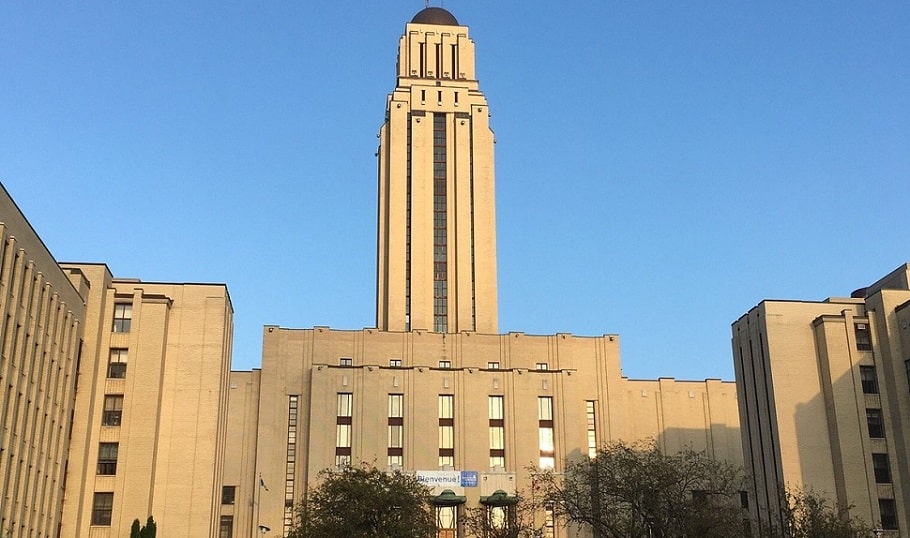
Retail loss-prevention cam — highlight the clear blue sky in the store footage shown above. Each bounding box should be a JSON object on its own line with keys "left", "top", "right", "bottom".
{"left": 1, "top": 2, "right": 907, "bottom": 380}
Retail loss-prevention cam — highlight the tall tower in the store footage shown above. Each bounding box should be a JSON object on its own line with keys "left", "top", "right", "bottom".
{"left": 376, "top": 7, "right": 498, "bottom": 334}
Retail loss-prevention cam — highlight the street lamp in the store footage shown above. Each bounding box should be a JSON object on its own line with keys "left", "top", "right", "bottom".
{"left": 258, "top": 525, "right": 271, "bottom": 535}
{"left": 872, "top": 528, "right": 883, "bottom": 538}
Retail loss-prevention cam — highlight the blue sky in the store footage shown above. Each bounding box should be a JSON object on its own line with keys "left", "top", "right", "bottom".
{"left": 1, "top": 2, "right": 907, "bottom": 380}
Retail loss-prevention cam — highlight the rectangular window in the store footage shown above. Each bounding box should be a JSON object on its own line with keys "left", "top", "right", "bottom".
{"left": 586, "top": 401, "right": 598, "bottom": 459}
{"left": 389, "top": 359, "right": 402, "bottom": 367}
{"left": 873, "top": 454, "right": 891, "bottom": 484}
{"left": 107, "top": 348, "right": 127, "bottom": 379}
{"left": 102, "top": 395, "right": 124, "bottom": 426}
{"left": 860, "top": 365, "right": 879, "bottom": 394}
{"left": 112, "top": 303, "right": 132, "bottom": 333}
{"left": 388, "top": 394, "right": 404, "bottom": 466}
{"left": 439, "top": 394, "right": 454, "bottom": 467}
{"left": 219, "top": 515, "right": 234, "bottom": 538}
{"left": 339, "top": 357, "right": 353, "bottom": 367}
{"left": 536, "top": 362, "right": 549, "bottom": 371}
{"left": 97, "top": 443, "right": 118, "bottom": 475}
{"left": 487, "top": 361, "right": 500, "bottom": 369}
{"left": 855, "top": 323, "right": 872, "bottom": 351}
{"left": 438, "top": 360, "right": 451, "bottom": 368}
{"left": 285, "top": 394, "right": 299, "bottom": 529}
{"left": 866, "top": 408, "right": 885, "bottom": 438}
{"left": 221, "top": 485, "right": 236, "bottom": 505}
{"left": 880, "top": 498, "right": 898, "bottom": 530}
{"left": 543, "top": 508, "right": 555, "bottom": 538}
{"left": 432, "top": 113, "right": 448, "bottom": 333}
{"left": 489, "top": 395, "right": 505, "bottom": 467}
{"left": 539, "top": 396, "right": 555, "bottom": 469}
{"left": 91, "top": 492, "right": 114, "bottom": 526}
{"left": 336, "top": 393, "right": 353, "bottom": 466}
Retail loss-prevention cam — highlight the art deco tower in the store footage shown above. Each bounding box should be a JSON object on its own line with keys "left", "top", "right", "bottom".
{"left": 376, "top": 7, "right": 498, "bottom": 334}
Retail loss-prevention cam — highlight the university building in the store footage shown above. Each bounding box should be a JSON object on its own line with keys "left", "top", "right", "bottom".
{"left": 734, "top": 264, "right": 910, "bottom": 536}
{"left": 224, "top": 7, "right": 742, "bottom": 538}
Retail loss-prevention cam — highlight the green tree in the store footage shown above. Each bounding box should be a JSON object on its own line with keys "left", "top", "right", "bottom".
{"left": 130, "top": 515, "right": 156, "bottom": 538}
{"left": 770, "top": 488, "right": 871, "bottom": 538}
{"left": 287, "top": 463, "right": 436, "bottom": 538}
{"left": 532, "top": 440, "right": 748, "bottom": 538}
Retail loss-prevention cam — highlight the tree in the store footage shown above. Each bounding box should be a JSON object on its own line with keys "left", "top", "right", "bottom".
{"left": 772, "top": 488, "right": 871, "bottom": 538}
{"left": 287, "top": 463, "right": 436, "bottom": 538}
{"left": 460, "top": 490, "right": 545, "bottom": 538}
{"left": 532, "top": 441, "right": 748, "bottom": 538}
{"left": 130, "top": 515, "right": 156, "bottom": 538}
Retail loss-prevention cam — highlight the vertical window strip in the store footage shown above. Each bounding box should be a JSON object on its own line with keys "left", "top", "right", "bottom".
{"left": 438, "top": 394, "right": 454, "bottom": 467}
{"left": 538, "top": 397, "right": 555, "bottom": 469}
{"left": 433, "top": 113, "right": 448, "bottom": 333}
{"left": 585, "top": 401, "right": 597, "bottom": 459}
{"left": 388, "top": 394, "right": 404, "bottom": 466}
{"left": 336, "top": 393, "right": 353, "bottom": 466}
{"left": 283, "top": 395, "right": 299, "bottom": 534}
{"left": 489, "top": 395, "right": 505, "bottom": 467}
{"left": 405, "top": 115, "right": 412, "bottom": 330}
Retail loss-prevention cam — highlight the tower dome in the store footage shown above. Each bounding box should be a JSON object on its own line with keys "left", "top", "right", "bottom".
{"left": 411, "top": 7, "right": 459, "bottom": 26}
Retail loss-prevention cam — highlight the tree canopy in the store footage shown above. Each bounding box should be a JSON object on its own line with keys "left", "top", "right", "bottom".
{"left": 287, "top": 463, "right": 436, "bottom": 538}
{"left": 532, "top": 441, "right": 748, "bottom": 538}
{"left": 773, "top": 488, "right": 871, "bottom": 538}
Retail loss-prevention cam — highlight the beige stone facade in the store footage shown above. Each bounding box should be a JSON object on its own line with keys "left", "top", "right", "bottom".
{"left": 57, "top": 265, "right": 234, "bottom": 538}
{"left": 733, "top": 264, "right": 910, "bottom": 536}
{"left": 0, "top": 185, "right": 85, "bottom": 538}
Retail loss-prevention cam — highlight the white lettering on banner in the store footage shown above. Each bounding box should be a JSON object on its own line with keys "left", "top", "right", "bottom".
{"left": 415, "top": 470, "right": 460, "bottom": 487}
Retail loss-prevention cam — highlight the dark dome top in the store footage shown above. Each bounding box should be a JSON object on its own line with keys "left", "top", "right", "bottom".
{"left": 411, "top": 7, "right": 459, "bottom": 26}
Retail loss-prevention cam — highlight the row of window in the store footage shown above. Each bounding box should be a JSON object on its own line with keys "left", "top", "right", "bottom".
{"left": 336, "top": 357, "right": 552, "bottom": 370}
{"left": 333, "top": 392, "right": 594, "bottom": 469}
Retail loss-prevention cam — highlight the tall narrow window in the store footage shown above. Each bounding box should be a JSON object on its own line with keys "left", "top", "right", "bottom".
{"left": 860, "top": 365, "right": 879, "bottom": 394}
{"left": 439, "top": 395, "right": 454, "bottom": 467}
{"left": 219, "top": 516, "right": 234, "bottom": 538}
{"left": 585, "top": 401, "right": 598, "bottom": 459}
{"left": 873, "top": 453, "right": 891, "bottom": 484}
{"left": 285, "top": 395, "right": 299, "bottom": 534}
{"left": 433, "top": 113, "right": 448, "bottom": 333}
{"left": 538, "top": 397, "right": 555, "bottom": 469}
{"left": 388, "top": 394, "right": 404, "bottom": 466}
{"left": 107, "top": 348, "right": 128, "bottom": 379}
{"left": 405, "top": 113, "right": 413, "bottom": 330}
{"left": 97, "top": 443, "right": 118, "bottom": 475}
{"left": 336, "top": 393, "right": 353, "bottom": 466}
{"left": 112, "top": 303, "right": 132, "bottom": 333}
{"left": 221, "top": 485, "right": 236, "bottom": 505}
{"left": 543, "top": 508, "right": 555, "bottom": 538}
{"left": 855, "top": 323, "right": 872, "bottom": 351}
{"left": 866, "top": 408, "right": 885, "bottom": 438}
{"left": 489, "top": 395, "right": 505, "bottom": 468}
{"left": 91, "top": 492, "right": 114, "bottom": 525}
{"left": 880, "top": 498, "right": 898, "bottom": 530}
{"left": 102, "top": 395, "right": 123, "bottom": 426}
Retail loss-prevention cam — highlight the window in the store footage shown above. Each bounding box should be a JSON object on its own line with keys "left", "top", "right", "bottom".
{"left": 586, "top": 401, "right": 598, "bottom": 459}
{"left": 219, "top": 515, "right": 234, "bottom": 538}
{"left": 489, "top": 395, "right": 505, "bottom": 467}
{"left": 439, "top": 395, "right": 454, "bottom": 467}
{"left": 339, "top": 357, "right": 353, "bottom": 367}
{"left": 855, "top": 323, "right": 872, "bottom": 351}
{"left": 438, "top": 360, "right": 451, "bottom": 368}
{"left": 539, "top": 397, "right": 555, "bottom": 468}
{"left": 97, "top": 443, "right": 118, "bottom": 475}
{"left": 543, "top": 508, "right": 555, "bottom": 538}
{"left": 91, "top": 492, "right": 114, "bottom": 526}
{"left": 536, "top": 362, "right": 549, "bottom": 371}
{"left": 880, "top": 498, "right": 898, "bottom": 530}
{"left": 112, "top": 303, "right": 132, "bottom": 333}
{"left": 866, "top": 408, "right": 885, "bottom": 438}
{"left": 873, "top": 454, "right": 891, "bottom": 484}
{"left": 107, "top": 348, "right": 127, "bottom": 379}
{"left": 336, "top": 393, "right": 353, "bottom": 466}
{"left": 221, "top": 485, "right": 236, "bottom": 505}
{"left": 487, "top": 361, "right": 500, "bottom": 369}
{"left": 432, "top": 113, "right": 448, "bottom": 333}
{"left": 285, "top": 395, "right": 299, "bottom": 533}
{"left": 389, "top": 359, "right": 402, "bottom": 368}
{"left": 860, "top": 365, "right": 879, "bottom": 394}
{"left": 102, "top": 395, "right": 123, "bottom": 426}
{"left": 388, "top": 394, "right": 404, "bottom": 466}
